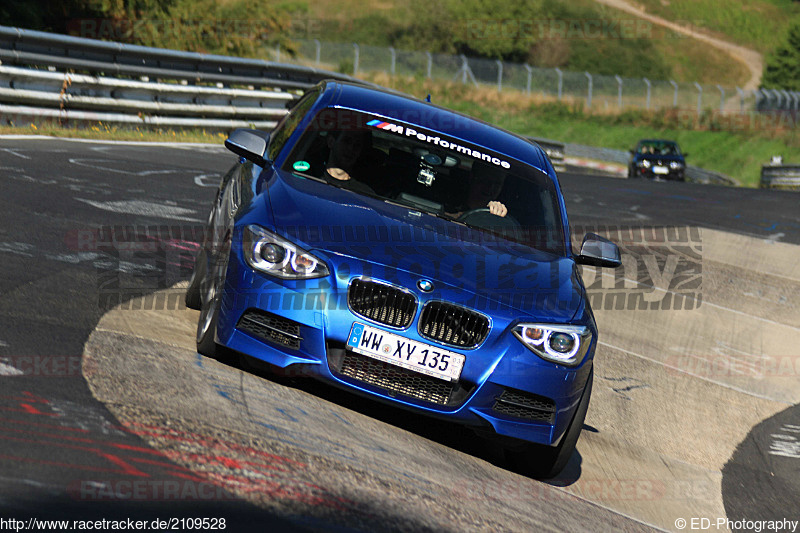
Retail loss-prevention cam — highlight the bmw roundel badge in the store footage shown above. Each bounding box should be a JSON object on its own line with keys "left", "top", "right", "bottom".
{"left": 417, "top": 279, "right": 434, "bottom": 292}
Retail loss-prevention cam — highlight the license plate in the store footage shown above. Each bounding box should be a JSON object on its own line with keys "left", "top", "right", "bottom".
{"left": 346, "top": 322, "right": 465, "bottom": 382}
{"left": 653, "top": 165, "right": 669, "bottom": 175}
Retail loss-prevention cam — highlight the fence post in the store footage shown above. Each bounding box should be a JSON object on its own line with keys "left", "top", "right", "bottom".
{"left": 555, "top": 68, "right": 563, "bottom": 100}
{"left": 353, "top": 43, "right": 360, "bottom": 76}
{"left": 314, "top": 40, "right": 321, "bottom": 65}
{"left": 426, "top": 51, "right": 432, "bottom": 79}
{"left": 389, "top": 47, "right": 396, "bottom": 76}
{"left": 275, "top": 44, "right": 281, "bottom": 62}
{"left": 615, "top": 75, "right": 623, "bottom": 109}
{"left": 585, "top": 71, "right": 593, "bottom": 108}
{"left": 669, "top": 79, "right": 678, "bottom": 108}
{"left": 716, "top": 85, "right": 725, "bottom": 113}
{"left": 525, "top": 64, "right": 532, "bottom": 94}
{"left": 496, "top": 60, "right": 503, "bottom": 92}
{"left": 736, "top": 87, "right": 744, "bottom": 114}
{"left": 773, "top": 89, "right": 783, "bottom": 109}
{"left": 694, "top": 82, "right": 702, "bottom": 115}
{"left": 781, "top": 89, "right": 791, "bottom": 111}
{"left": 643, "top": 77, "right": 651, "bottom": 110}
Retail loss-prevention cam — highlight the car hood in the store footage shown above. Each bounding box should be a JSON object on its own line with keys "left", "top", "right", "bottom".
{"left": 264, "top": 173, "right": 583, "bottom": 320}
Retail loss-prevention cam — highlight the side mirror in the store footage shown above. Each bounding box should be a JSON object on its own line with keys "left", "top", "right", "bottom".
{"left": 682, "top": 152, "right": 689, "bottom": 158}
{"left": 629, "top": 149, "right": 635, "bottom": 155}
{"left": 225, "top": 129, "right": 271, "bottom": 166}
{"left": 575, "top": 233, "right": 622, "bottom": 268}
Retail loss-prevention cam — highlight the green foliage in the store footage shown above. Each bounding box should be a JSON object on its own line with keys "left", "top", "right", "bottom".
{"left": 2, "top": 0, "right": 291, "bottom": 57}
{"left": 762, "top": 19, "right": 800, "bottom": 90}
{"left": 315, "top": 0, "right": 673, "bottom": 79}
{"left": 124, "top": 0, "right": 290, "bottom": 57}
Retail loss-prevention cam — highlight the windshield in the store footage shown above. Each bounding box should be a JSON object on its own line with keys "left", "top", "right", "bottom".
{"left": 282, "top": 107, "right": 566, "bottom": 255}
{"left": 637, "top": 141, "right": 680, "bottom": 156}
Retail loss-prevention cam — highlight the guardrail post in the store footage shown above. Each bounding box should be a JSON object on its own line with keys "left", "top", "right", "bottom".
{"left": 524, "top": 64, "right": 532, "bottom": 94}
{"left": 643, "top": 77, "right": 651, "bottom": 110}
{"left": 555, "top": 68, "right": 563, "bottom": 100}
{"left": 584, "top": 71, "right": 592, "bottom": 108}
{"left": 716, "top": 85, "right": 725, "bottom": 113}
{"left": 426, "top": 52, "right": 432, "bottom": 78}
{"left": 694, "top": 82, "right": 702, "bottom": 115}
{"left": 275, "top": 44, "right": 281, "bottom": 62}
{"left": 353, "top": 43, "right": 360, "bottom": 76}
{"left": 781, "top": 90, "right": 791, "bottom": 111}
{"left": 314, "top": 39, "right": 321, "bottom": 65}
{"left": 496, "top": 60, "right": 503, "bottom": 92}
{"left": 669, "top": 79, "right": 678, "bottom": 108}
{"left": 736, "top": 87, "right": 744, "bottom": 114}
{"left": 389, "top": 47, "right": 396, "bottom": 76}
{"left": 615, "top": 75, "right": 623, "bottom": 109}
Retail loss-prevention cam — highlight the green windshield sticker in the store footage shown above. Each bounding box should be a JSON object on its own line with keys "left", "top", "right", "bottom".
{"left": 293, "top": 160, "right": 311, "bottom": 172}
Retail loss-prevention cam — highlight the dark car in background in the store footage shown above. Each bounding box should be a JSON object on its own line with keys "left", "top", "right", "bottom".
{"left": 628, "top": 139, "right": 687, "bottom": 181}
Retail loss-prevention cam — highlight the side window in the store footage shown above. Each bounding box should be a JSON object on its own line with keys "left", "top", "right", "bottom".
{"left": 267, "top": 88, "right": 321, "bottom": 162}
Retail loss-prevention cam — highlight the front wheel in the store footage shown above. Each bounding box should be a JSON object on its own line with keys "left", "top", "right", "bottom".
{"left": 185, "top": 248, "right": 206, "bottom": 311}
{"left": 504, "top": 368, "right": 593, "bottom": 479}
{"left": 196, "top": 232, "right": 231, "bottom": 358}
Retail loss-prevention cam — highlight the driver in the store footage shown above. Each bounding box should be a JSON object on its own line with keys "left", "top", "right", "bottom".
{"left": 448, "top": 161, "right": 508, "bottom": 218}
{"left": 322, "top": 129, "right": 375, "bottom": 194}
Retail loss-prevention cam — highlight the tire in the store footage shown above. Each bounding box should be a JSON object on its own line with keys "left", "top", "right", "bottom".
{"left": 505, "top": 368, "right": 593, "bottom": 479}
{"left": 196, "top": 232, "right": 231, "bottom": 358}
{"left": 185, "top": 248, "right": 206, "bottom": 311}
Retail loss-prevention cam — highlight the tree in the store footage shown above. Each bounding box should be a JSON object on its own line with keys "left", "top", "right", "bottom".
{"left": 762, "top": 19, "right": 800, "bottom": 90}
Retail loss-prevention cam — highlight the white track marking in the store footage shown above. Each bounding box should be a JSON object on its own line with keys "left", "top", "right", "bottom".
{"left": 75, "top": 198, "right": 201, "bottom": 222}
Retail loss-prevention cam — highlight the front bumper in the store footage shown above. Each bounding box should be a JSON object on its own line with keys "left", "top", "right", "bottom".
{"left": 633, "top": 166, "right": 685, "bottom": 180}
{"left": 213, "top": 246, "right": 593, "bottom": 448}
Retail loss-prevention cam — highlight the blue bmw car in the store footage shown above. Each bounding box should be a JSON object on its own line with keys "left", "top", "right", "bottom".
{"left": 186, "top": 81, "right": 621, "bottom": 478}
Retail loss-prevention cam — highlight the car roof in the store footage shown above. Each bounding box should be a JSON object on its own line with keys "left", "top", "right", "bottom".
{"left": 316, "top": 81, "right": 554, "bottom": 176}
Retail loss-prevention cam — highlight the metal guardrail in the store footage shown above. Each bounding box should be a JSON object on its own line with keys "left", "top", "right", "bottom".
{"left": 0, "top": 25, "right": 368, "bottom": 128}
{"left": 0, "top": 26, "right": 364, "bottom": 89}
{"left": 761, "top": 165, "right": 800, "bottom": 190}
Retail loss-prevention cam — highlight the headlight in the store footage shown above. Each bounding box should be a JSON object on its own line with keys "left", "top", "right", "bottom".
{"left": 243, "top": 225, "right": 329, "bottom": 279}
{"left": 512, "top": 324, "right": 592, "bottom": 366}
{"left": 669, "top": 161, "right": 684, "bottom": 170}
{"left": 637, "top": 160, "right": 651, "bottom": 168}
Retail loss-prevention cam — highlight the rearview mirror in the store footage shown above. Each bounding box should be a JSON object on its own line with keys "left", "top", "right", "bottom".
{"left": 575, "top": 233, "right": 622, "bottom": 268}
{"left": 225, "top": 129, "right": 271, "bottom": 166}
